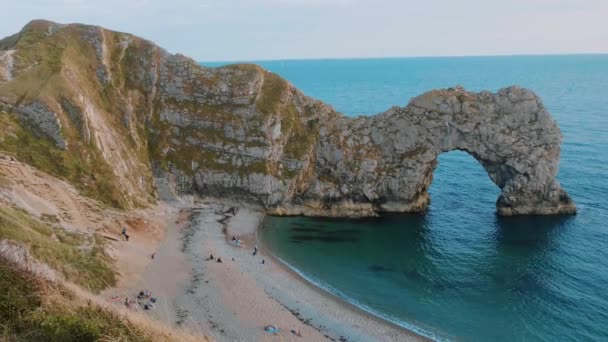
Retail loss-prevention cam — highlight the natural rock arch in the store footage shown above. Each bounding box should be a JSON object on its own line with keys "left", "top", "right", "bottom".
{"left": 276, "top": 86, "right": 577, "bottom": 217}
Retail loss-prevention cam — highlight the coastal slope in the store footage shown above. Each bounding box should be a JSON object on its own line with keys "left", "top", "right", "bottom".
{"left": 0, "top": 20, "right": 575, "bottom": 216}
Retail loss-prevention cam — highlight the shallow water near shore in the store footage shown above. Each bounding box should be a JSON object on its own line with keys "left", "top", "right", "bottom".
{"left": 207, "top": 55, "right": 608, "bottom": 341}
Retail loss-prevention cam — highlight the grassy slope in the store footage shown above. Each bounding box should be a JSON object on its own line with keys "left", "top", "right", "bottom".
{"left": 0, "top": 203, "right": 116, "bottom": 293}
{"left": 0, "top": 110, "right": 128, "bottom": 208}
{"left": 1, "top": 21, "right": 324, "bottom": 200}
{"left": 0, "top": 21, "right": 157, "bottom": 209}
{"left": 0, "top": 255, "right": 159, "bottom": 341}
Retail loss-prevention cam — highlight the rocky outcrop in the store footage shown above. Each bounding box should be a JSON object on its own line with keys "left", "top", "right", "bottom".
{"left": 0, "top": 20, "right": 576, "bottom": 216}
{"left": 285, "top": 86, "right": 576, "bottom": 216}
{"left": 18, "top": 101, "right": 67, "bottom": 149}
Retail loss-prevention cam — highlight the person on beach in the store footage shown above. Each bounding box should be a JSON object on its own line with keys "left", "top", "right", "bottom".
{"left": 208, "top": 254, "right": 214, "bottom": 260}
{"left": 253, "top": 245, "right": 258, "bottom": 256}
{"left": 262, "top": 259, "right": 265, "bottom": 264}
{"left": 217, "top": 257, "right": 222, "bottom": 263}
{"left": 151, "top": 252, "right": 155, "bottom": 259}
{"left": 121, "top": 226, "right": 127, "bottom": 239}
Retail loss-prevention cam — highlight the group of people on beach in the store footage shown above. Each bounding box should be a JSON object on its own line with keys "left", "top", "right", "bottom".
{"left": 122, "top": 289, "right": 157, "bottom": 311}
{"left": 210, "top": 236, "right": 263, "bottom": 264}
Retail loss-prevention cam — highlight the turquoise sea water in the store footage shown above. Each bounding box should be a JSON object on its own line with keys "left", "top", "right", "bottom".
{"left": 204, "top": 56, "right": 608, "bottom": 341}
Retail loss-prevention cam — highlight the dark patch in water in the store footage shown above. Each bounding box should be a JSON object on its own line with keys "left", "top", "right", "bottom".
{"left": 368, "top": 265, "right": 394, "bottom": 273}
{"left": 491, "top": 274, "right": 507, "bottom": 286}
{"left": 512, "top": 273, "right": 545, "bottom": 295}
{"left": 290, "top": 227, "right": 360, "bottom": 235}
{"left": 289, "top": 234, "right": 358, "bottom": 244}
{"left": 432, "top": 282, "right": 447, "bottom": 291}
{"left": 291, "top": 227, "right": 325, "bottom": 233}
{"left": 403, "top": 269, "right": 424, "bottom": 281}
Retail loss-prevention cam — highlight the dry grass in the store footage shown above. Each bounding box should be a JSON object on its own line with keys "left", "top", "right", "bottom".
{"left": 0, "top": 251, "right": 209, "bottom": 342}
{"left": 0, "top": 204, "right": 116, "bottom": 292}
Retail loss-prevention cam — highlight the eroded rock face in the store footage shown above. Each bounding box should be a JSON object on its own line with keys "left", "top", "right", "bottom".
{"left": 18, "top": 101, "right": 67, "bottom": 149}
{"left": 282, "top": 86, "right": 576, "bottom": 216}
{"left": 0, "top": 20, "right": 576, "bottom": 216}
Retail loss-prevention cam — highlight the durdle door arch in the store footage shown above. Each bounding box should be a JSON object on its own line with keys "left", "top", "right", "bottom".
{"left": 284, "top": 86, "right": 577, "bottom": 217}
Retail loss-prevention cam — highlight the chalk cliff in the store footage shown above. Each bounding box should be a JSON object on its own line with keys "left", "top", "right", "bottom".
{"left": 0, "top": 20, "right": 576, "bottom": 216}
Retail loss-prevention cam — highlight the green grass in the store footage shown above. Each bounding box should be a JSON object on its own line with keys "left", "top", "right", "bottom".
{"left": 256, "top": 71, "right": 287, "bottom": 115}
{"left": 0, "top": 256, "right": 149, "bottom": 341}
{"left": 0, "top": 111, "right": 128, "bottom": 208}
{"left": 0, "top": 205, "right": 116, "bottom": 292}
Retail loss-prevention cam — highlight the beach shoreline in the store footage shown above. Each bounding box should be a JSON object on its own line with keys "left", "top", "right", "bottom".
{"left": 106, "top": 198, "right": 428, "bottom": 341}
{"left": 259, "top": 241, "right": 436, "bottom": 341}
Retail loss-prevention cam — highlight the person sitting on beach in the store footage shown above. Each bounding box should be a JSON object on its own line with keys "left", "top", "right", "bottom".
{"left": 138, "top": 290, "right": 144, "bottom": 299}
{"left": 264, "top": 325, "right": 279, "bottom": 334}
{"left": 217, "top": 257, "right": 222, "bottom": 263}
{"left": 232, "top": 236, "right": 237, "bottom": 242}
{"left": 208, "top": 254, "right": 214, "bottom": 260}
{"left": 144, "top": 290, "right": 151, "bottom": 298}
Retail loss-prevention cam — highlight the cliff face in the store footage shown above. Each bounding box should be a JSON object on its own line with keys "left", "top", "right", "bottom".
{"left": 0, "top": 20, "right": 576, "bottom": 216}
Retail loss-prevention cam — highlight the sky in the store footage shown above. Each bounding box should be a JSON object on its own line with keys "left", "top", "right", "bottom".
{"left": 0, "top": 0, "right": 606, "bottom": 61}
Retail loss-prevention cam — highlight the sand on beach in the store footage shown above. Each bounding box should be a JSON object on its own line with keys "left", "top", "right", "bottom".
{"left": 105, "top": 199, "right": 426, "bottom": 342}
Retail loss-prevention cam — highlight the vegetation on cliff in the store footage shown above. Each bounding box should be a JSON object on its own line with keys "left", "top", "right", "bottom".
{"left": 0, "top": 111, "right": 127, "bottom": 208}
{"left": 0, "top": 255, "right": 202, "bottom": 341}
{"left": 0, "top": 203, "right": 115, "bottom": 292}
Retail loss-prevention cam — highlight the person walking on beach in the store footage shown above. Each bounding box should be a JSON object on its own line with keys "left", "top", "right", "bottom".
{"left": 121, "top": 226, "right": 130, "bottom": 241}
{"left": 253, "top": 245, "right": 258, "bottom": 256}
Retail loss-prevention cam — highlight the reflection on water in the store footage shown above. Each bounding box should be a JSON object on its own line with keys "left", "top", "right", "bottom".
{"left": 492, "top": 215, "right": 571, "bottom": 249}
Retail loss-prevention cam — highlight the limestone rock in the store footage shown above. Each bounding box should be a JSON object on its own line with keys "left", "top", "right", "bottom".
{"left": 0, "top": 20, "right": 576, "bottom": 216}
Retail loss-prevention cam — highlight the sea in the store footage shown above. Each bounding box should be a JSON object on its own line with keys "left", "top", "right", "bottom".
{"left": 203, "top": 55, "right": 608, "bottom": 341}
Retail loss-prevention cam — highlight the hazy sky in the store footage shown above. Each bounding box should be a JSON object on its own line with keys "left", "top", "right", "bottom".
{"left": 0, "top": 0, "right": 606, "bottom": 61}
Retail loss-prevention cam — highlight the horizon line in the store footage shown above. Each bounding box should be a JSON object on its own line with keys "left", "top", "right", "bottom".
{"left": 200, "top": 52, "right": 608, "bottom": 64}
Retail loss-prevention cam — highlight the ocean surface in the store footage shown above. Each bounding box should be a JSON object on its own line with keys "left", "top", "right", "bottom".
{"left": 204, "top": 56, "right": 608, "bottom": 341}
